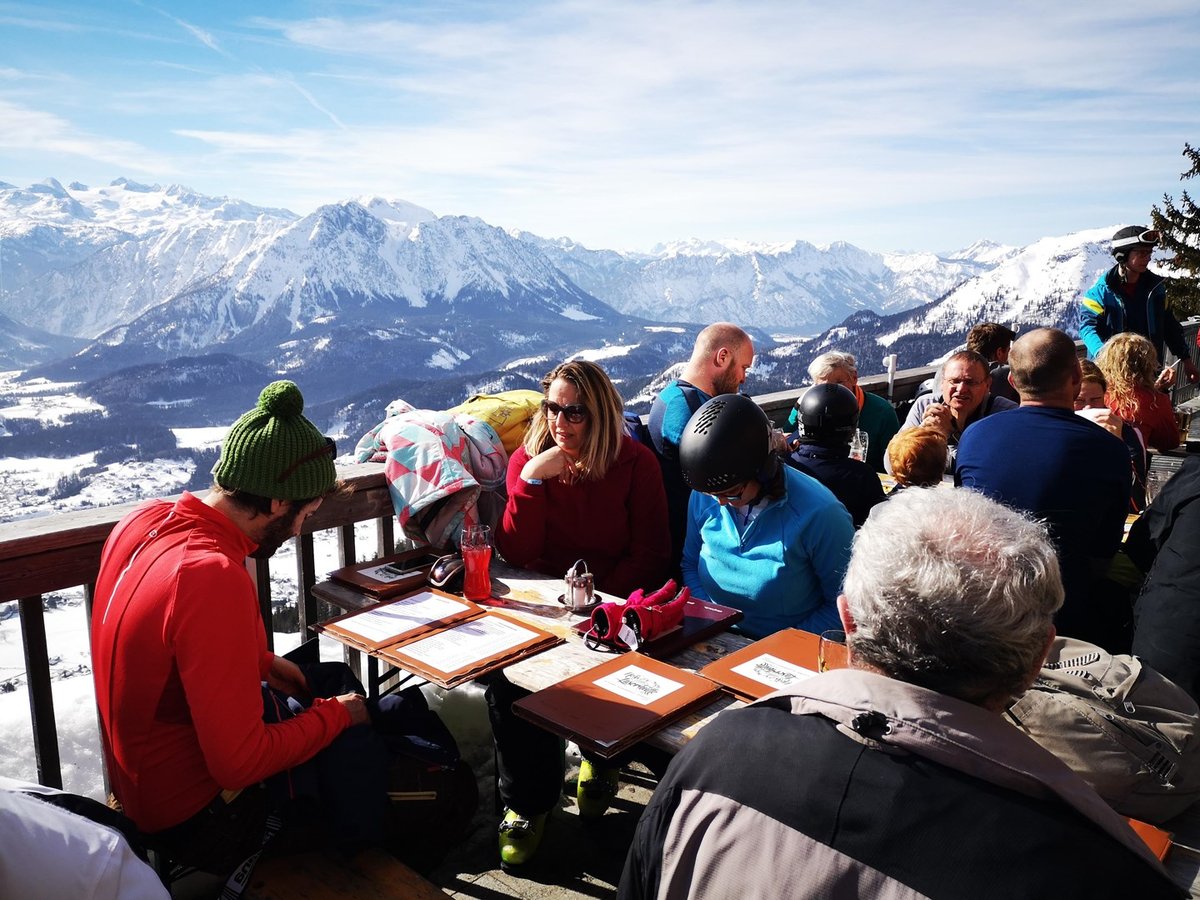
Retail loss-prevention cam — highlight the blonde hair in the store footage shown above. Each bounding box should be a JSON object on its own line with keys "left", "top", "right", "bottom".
{"left": 887, "top": 427, "right": 948, "bottom": 488}
{"left": 523, "top": 359, "right": 625, "bottom": 480}
{"left": 1096, "top": 333, "right": 1159, "bottom": 416}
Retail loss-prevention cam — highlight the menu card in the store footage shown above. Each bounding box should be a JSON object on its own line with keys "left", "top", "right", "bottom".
{"left": 700, "top": 628, "right": 823, "bottom": 701}
{"left": 329, "top": 550, "right": 440, "bottom": 598}
{"left": 314, "top": 587, "right": 562, "bottom": 688}
{"left": 315, "top": 588, "right": 483, "bottom": 652}
{"left": 512, "top": 652, "right": 720, "bottom": 758}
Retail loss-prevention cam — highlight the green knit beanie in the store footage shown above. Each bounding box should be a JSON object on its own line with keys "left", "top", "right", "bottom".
{"left": 212, "top": 380, "right": 336, "bottom": 501}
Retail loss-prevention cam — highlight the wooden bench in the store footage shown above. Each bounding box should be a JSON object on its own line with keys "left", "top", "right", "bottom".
{"left": 245, "top": 847, "right": 445, "bottom": 899}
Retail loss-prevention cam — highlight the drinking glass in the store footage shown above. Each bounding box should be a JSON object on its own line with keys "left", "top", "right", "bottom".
{"left": 817, "top": 629, "right": 848, "bottom": 673}
{"left": 1144, "top": 471, "right": 1166, "bottom": 507}
{"left": 460, "top": 524, "right": 493, "bottom": 600}
{"left": 849, "top": 430, "right": 868, "bottom": 463}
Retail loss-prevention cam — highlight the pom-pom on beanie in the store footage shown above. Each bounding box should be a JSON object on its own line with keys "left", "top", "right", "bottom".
{"left": 212, "top": 380, "right": 336, "bottom": 500}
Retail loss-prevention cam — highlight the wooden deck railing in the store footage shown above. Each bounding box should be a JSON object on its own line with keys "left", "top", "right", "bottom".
{"left": 0, "top": 461, "right": 395, "bottom": 789}
{"left": 3, "top": 326, "right": 1196, "bottom": 790}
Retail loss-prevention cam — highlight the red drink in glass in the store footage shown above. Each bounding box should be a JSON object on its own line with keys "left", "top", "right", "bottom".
{"left": 462, "top": 544, "right": 493, "bottom": 600}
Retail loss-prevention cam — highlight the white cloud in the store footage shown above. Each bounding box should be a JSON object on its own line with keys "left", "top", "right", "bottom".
{"left": 2, "top": 1, "right": 1199, "bottom": 250}
{"left": 0, "top": 98, "right": 174, "bottom": 172}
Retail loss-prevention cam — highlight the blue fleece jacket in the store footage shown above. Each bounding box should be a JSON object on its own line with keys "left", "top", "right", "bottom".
{"left": 682, "top": 466, "right": 853, "bottom": 639}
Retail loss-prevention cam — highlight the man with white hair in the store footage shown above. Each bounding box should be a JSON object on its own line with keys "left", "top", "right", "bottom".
{"left": 619, "top": 488, "right": 1180, "bottom": 899}
{"left": 792, "top": 351, "right": 899, "bottom": 472}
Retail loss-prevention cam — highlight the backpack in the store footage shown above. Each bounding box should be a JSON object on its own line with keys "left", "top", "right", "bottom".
{"left": 447, "top": 390, "right": 543, "bottom": 454}
{"left": 645, "top": 381, "right": 707, "bottom": 458}
{"left": 1004, "top": 636, "right": 1200, "bottom": 824}
{"left": 623, "top": 410, "right": 653, "bottom": 447}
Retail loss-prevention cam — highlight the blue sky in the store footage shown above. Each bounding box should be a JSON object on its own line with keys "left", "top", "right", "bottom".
{"left": 1, "top": 0, "right": 1198, "bottom": 252}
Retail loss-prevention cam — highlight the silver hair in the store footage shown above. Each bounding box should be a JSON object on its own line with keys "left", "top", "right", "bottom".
{"left": 843, "top": 487, "right": 1062, "bottom": 705}
{"left": 808, "top": 351, "right": 858, "bottom": 382}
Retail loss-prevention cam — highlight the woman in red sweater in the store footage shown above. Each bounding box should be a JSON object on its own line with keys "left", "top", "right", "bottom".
{"left": 490, "top": 359, "right": 670, "bottom": 868}
{"left": 496, "top": 359, "right": 670, "bottom": 593}
{"left": 1097, "top": 332, "right": 1180, "bottom": 453}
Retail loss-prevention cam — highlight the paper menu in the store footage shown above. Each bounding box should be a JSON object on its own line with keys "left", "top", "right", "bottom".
{"left": 398, "top": 615, "right": 543, "bottom": 673}
{"left": 326, "top": 591, "right": 473, "bottom": 645}
{"left": 511, "top": 651, "right": 721, "bottom": 759}
{"left": 729, "top": 653, "right": 816, "bottom": 691}
{"left": 593, "top": 665, "right": 686, "bottom": 707}
{"left": 699, "top": 628, "right": 825, "bottom": 701}
{"left": 358, "top": 561, "right": 424, "bottom": 586}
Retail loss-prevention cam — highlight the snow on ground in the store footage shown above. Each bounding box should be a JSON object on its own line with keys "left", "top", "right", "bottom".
{"left": 171, "top": 426, "right": 230, "bottom": 450}
{"left": 0, "top": 455, "right": 197, "bottom": 524}
{"left": 558, "top": 306, "right": 601, "bottom": 321}
{"left": 0, "top": 372, "right": 102, "bottom": 422}
{"left": 571, "top": 343, "right": 636, "bottom": 362}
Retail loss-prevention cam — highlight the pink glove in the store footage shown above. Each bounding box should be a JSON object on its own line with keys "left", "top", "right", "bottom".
{"left": 622, "top": 587, "right": 691, "bottom": 645}
{"left": 587, "top": 580, "right": 678, "bottom": 642}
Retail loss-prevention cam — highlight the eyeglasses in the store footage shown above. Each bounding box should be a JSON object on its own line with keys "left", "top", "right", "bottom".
{"left": 710, "top": 484, "right": 746, "bottom": 502}
{"left": 944, "top": 377, "right": 985, "bottom": 389}
{"left": 1112, "top": 229, "right": 1161, "bottom": 249}
{"left": 542, "top": 400, "right": 589, "bottom": 424}
{"left": 276, "top": 436, "right": 336, "bottom": 484}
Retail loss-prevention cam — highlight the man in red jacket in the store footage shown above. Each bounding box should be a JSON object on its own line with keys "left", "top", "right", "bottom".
{"left": 91, "top": 380, "right": 368, "bottom": 876}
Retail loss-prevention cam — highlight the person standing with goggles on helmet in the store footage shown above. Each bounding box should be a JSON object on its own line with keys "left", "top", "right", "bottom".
{"left": 1078, "top": 225, "right": 1200, "bottom": 387}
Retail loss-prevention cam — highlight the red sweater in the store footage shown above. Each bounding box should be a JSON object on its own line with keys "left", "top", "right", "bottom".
{"left": 1109, "top": 385, "right": 1179, "bottom": 452}
{"left": 497, "top": 437, "right": 671, "bottom": 596}
{"left": 91, "top": 493, "right": 349, "bottom": 833}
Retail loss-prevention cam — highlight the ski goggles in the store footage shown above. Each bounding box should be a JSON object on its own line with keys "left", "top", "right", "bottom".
{"left": 1112, "top": 229, "right": 1161, "bottom": 249}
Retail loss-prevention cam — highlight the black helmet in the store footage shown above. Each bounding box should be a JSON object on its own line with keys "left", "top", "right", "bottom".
{"left": 797, "top": 383, "right": 859, "bottom": 443}
{"left": 1111, "top": 225, "right": 1160, "bottom": 262}
{"left": 680, "top": 394, "right": 771, "bottom": 493}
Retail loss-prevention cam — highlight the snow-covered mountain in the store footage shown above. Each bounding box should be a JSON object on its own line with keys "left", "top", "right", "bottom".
{"left": 758, "top": 227, "right": 1118, "bottom": 387}
{"left": 0, "top": 179, "right": 1007, "bottom": 360}
{"left": 513, "top": 232, "right": 1009, "bottom": 331}
{"left": 0, "top": 178, "right": 297, "bottom": 337}
{"left": 0, "top": 177, "right": 1126, "bottom": 420}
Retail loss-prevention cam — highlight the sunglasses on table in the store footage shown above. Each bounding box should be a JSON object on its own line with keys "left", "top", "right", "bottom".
{"left": 541, "top": 400, "right": 590, "bottom": 424}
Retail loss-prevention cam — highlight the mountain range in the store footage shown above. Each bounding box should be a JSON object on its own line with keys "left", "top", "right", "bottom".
{"left": 0, "top": 177, "right": 1120, "bottom": 435}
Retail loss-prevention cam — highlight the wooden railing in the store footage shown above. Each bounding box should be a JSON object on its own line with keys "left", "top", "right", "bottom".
{"left": 5, "top": 326, "right": 1196, "bottom": 790}
{"left": 0, "top": 462, "right": 396, "bottom": 789}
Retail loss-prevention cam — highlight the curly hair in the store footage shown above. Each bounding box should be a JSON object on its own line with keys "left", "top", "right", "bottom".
{"left": 1096, "top": 333, "right": 1159, "bottom": 416}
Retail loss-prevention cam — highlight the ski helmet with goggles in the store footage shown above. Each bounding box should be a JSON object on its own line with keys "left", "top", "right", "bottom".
{"left": 680, "top": 393, "right": 772, "bottom": 494}
{"left": 1111, "top": 225, "right": 1160, "bottom": 263}
{"left": 796, "top": 383, "right": 859, "bottom": 443}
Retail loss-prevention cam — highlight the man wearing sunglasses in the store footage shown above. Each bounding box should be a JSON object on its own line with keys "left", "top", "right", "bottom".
{"left": 91, "top": 381, "right": 377, "bottom": 879}
{"left": 1078, "top": 225, "right": 1200, "bottom": 387}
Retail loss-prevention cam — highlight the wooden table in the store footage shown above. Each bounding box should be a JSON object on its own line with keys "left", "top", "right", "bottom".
{"left": 312, "top": 561, "right": 752, "bottom": 755}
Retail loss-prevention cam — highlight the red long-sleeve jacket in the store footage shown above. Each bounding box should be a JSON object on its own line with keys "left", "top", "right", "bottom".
{"left": 91, "top": 493, "right": 349, "bottom": 833}
{"left": 496, "top": 437, "right": 670, "bottom": 596}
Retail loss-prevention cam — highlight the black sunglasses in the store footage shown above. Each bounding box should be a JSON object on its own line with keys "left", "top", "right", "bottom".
{"left": 277, "top": 436, "right": 337, "bottom": 483}
{"left": 542, "top": 399, "right": 589, "bottom": 424}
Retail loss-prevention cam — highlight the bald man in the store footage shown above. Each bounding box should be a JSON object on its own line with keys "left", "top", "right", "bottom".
{"left": 956, "top": 328, "right": 1131, "bottom": 648}
{"left": 648, "top": 323, "right": 755, "bottom": 571}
